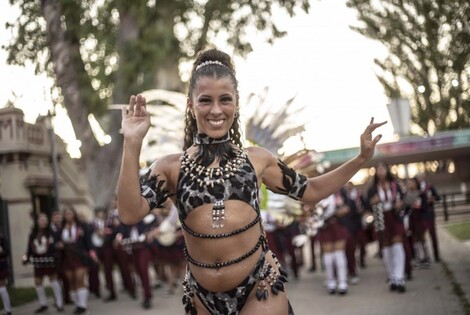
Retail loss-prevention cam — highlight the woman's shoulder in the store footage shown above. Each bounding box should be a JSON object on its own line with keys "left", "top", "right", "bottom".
{"left": 245, "top": 146, "right": 275, "bottom": 159}
{"left": 150, "top": 152, "right": 184, "bottom": 171}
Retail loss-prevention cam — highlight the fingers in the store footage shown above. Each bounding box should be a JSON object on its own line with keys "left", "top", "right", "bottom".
{"left": 126, "top": 94, "right": 147, "bottom": 117}
{"left": 364, "top": 117, "right": 387, "bottom": 134}
{"left": 128, "top": 95, "right": 136, "bottom": 114}
{"left": 372, "top": 134, "right": 383, "bottom": 145}
{"left": 134, "top": 94, "right": 147, "bottom": 116}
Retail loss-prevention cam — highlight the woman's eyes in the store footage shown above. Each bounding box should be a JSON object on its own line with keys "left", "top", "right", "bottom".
{"left": 198, "top": 97, "right": 233, "bottom": 104}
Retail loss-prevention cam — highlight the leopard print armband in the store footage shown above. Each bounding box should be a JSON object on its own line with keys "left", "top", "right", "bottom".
{"left": 273, "top": 160, "right": 308, "bottom": 200}
{"left": 140, "top": 170, "right": 170, "bottom": 210}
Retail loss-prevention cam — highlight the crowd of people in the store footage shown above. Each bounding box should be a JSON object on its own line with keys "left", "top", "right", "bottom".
{"left": 9, "top": 163, "right": 440, "bottom": 315}
{"left": 0, "top": 47, "right": 441, "bottom": 315}
{"left": 11, "top": 197, "right": 184, "bottom": 315}
{"left": 0, "top": 165, "right": 442, "bottom": 315}
{"left": 263, "top": 163, "right": 441, "bottom": 297}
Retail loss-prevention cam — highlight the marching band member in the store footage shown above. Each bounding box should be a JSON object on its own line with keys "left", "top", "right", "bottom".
{"left": 23, "top": 213, "right": 64, "bottom": 313}
{"left": 301, "top": 204, "right": 319, "bottom": 273}
{"left": 57, "top": 205, "right": 97, "bottom": 314}
{"left": 50, "top": 211, "right": 71, "bottom": 305}
{"left": 404, "top": 177, "right": 430, "bottom": 268}
{"left": 261, "top": 210, "right": 286, "bottom": 270}
{"left": 152, "top": 201, "right": 185, "bottom": 296}
{"left": 0, "top": 233, "right": 11, "bottom": 315}
{"left": 98, "top": 206, "right": 119, "bottom": 302}
{"left": 317, "top": 190, "right": 351, "bottom": 295}
{"left": 281, "top": 217, "right": 303, "bottom": 280}
{"left": 87, "top": 210, "right": 104, "bottom": 299}
{"left": 113, "top": 222, "right": 137, "bottom": 300}
{"left": 417, "top": 174, "right": 441, "bottom": 262}
{"left": 366, "top": 162, "right": 407, "bottom": 293}
{"left": 340, "top": 182, "right": 363, "bottom": 284}
{"left": 129, "top": 215, "right": 157, "bottom": 309}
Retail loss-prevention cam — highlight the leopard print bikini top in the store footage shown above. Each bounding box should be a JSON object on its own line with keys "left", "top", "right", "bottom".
{"left": 176, "top": 151, "right": 260, "bottom": 222}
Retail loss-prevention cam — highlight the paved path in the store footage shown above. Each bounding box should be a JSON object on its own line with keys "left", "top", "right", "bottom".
{"left": 12, "top": 225, "right": 470, "bottom": 315}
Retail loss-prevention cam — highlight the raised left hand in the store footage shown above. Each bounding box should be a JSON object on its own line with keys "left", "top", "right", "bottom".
{"left": 359, "top": 117, "right": 387, "bottom": 162}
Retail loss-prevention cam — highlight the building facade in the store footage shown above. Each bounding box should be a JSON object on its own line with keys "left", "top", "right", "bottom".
{"left": 0, "top": 106, "right": 92, "bottom": 282}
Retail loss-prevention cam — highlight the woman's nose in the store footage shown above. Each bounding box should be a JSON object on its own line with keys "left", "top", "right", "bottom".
{"left": 210, "top": 102, "right": 223, "bottom": 114}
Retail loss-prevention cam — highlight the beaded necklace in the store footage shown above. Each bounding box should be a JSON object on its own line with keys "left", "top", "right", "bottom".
{"left": 181, "top": 133, "right": 247, "bottom": 229}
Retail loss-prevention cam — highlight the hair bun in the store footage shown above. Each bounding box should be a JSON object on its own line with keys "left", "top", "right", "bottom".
{"left": 194, "top": 48, "right": 235, "bottom": 73}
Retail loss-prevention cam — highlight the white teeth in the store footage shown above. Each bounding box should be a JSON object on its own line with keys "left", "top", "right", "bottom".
{"left": 208, "top": 120, "right": 224, "bottom": 126}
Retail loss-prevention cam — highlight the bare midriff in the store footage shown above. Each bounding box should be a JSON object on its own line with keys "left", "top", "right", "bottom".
{"left": 183, "top": 200, "right": 264, "bottom": 292}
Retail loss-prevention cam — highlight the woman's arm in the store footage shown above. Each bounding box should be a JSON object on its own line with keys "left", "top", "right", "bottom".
{"left": 117, "top": 94, "right": 174, "bottom": 225}
{"left": 261, "top": 118, "right": 386, "bottom": 204}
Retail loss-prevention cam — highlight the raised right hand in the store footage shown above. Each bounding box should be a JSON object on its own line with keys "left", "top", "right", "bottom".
{"left": 121, "top": 94, "right": 151, "bottom": 142}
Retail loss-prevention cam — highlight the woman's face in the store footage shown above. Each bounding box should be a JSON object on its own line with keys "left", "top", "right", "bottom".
{"left": 189, "top": 76, "right": 237, "bottom": 139}
{"left": 64, "top": 209, "right": 75, "bottom": 223}
{"left": 37, "top": 215, "right": 49, "bottom": 229}
{"left": 406, "top": 179, "right": 417, "bottom": 190}
{"left": 375, "top": 164, "right": 388, "bottom": 180}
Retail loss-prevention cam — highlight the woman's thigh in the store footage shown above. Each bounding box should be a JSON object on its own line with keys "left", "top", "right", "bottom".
{"left": 241, "top": 290, "right": 289, "bottom": 315}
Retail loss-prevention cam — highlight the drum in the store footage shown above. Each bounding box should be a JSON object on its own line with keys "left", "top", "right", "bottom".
{"left": 156, "top": 220, "right": 177, "bottom": 246}
{"left": 92, "top": 232, "right": 104, "bottom": 248}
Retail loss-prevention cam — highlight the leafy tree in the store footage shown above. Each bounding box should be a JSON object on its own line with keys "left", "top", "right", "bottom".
{"left": 3, "top": 0, "right": 309, "bottom": 207}
{"left": 346, "top": 0, "right": 469, "bottom": 135}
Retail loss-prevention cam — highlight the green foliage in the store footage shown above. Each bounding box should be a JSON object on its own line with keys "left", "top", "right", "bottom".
{"left": 3, "top": 0, "right": 310, "bottom": 115}
{"left": 8, "top": 286, "right": 52, "bottom": 307}
{"left": 346, "top": 0, "right": 470, "bottom": 134}
{"left": 445, "top": 221, "right": 470, "bottom": 241}
{"left": 2, "top": 0, "right": 310, "bottom": 206}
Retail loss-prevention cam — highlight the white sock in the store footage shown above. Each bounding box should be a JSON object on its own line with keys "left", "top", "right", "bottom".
{"left": 334, "top": 250, "right": 348, "bottom": 290}
{"left": 413, "top": 242, "right": 422, "bottom": 261}
{"left": 0, "top": 286, "right": 11, "bottom": 312}
{"left": 35, "top": 285, "right": 48, "bottom": 306}
{"left": 76, "top": 287, "right": 88, "bottom": 309}
{"left": 421, "top": 241, "right": 430, "bottom": 260}
{"left": 51, "top": 280, "right": 64, "bottom": 308}
{"left": 382, "top": 246, "right": 393, "bottom": 281}
{"left": 391, "top": 242, "right": 405, "bottom": 284}
{"left": 323, "top": 252, "right": 336, "bottom": 290}
{"left": 70, "top": 290, "right": 77, "bottom": 306}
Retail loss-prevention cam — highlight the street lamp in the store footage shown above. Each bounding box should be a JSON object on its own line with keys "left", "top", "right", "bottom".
{"left": 46, "top": 110, "right": 60, "bottom": 211}
{"left": 386, "top": 98, "right": 411, "bottom": 138}
{"left": 386, "top": 97, "right": 411, "bottom": 177}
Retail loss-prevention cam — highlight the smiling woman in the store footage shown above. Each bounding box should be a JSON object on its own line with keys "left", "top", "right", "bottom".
{"left": 117, "top": 47, "right": 385, "bottom": 315}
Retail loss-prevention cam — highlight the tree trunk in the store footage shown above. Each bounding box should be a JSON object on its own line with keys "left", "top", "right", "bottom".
{"left": 42, "top": 0, "right": 123, "bottom": 209}
{"left": 41, "top": 0, "right": 99, "bottom": 158}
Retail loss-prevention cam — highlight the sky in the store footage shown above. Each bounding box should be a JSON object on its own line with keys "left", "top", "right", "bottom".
{"left": 0, "top": 0, "right": 397, "bottom": 157}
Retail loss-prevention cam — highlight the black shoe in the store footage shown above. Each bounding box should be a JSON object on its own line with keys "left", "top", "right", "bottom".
{"left": 35, "top": 305, "right": 49, "bottom": 314}
{"left": 328, "top": 289, "right": 336, "bottom": 295}
{"left": 74, "top": 307, "right": 88, "bottom": 314}
{"left": 104, "top": 294, "right": 116, "bottom": 302}
{"left": 338, "top": 288, "right": 348, "bottom": 295}
{"left": 142, "top": 299, "right": 152, "bottom": 309}
{"left": 129, "top": 291, "right": 137, "bottom": 300}
{"left": 309, "top": 266, "right": 316, "bottom": 273}
{"left": 389, "top": 283, "right": 397, "bottom": 291}
{"left": 397, "top": 284, "right": 406, "bottom": 293}
{"left": 54, "top": 304, "right": 64, "bottom": 312}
